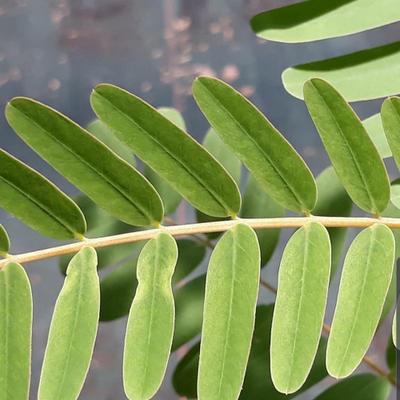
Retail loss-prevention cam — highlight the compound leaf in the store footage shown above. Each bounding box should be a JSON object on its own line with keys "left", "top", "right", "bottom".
{"left": 241, "top": 174, "right": 285, "bottom": 267}
{"left": 327, "top": 224, "right": 395, "bottom": 378}
{"left": 304, "top": 78, "right": 390, "bottom": 214}
{"left": 86, "top": 119, "right": 136, "bottom": 166}
{"left": 144, "top": 108, "right": 184, "bottom": 215}
{"left": 0, "top": 148, "right": 86, "bottom": 240}
{"left": 123, "top": 233, "right": 178, "bottom": 400}
{"left": 313, "top": 166, "right": 352, "bottom": 280}
{"left": 91, "top": 84, "right": 241, "bottom": 218}
{"left": 271, "top": 222, "right": 331, "bottom": 394}
{"left": 0, "top": 262, "right": 32, "bottom": 400}
{"left": 0, "top": 224, "right": 10, "bottom": 257}
{"left": 314, "top": 373, "right": 391, "bottom": 400}
{"left": 193, "top": 76, "right": 317, "bottom": 213}
{"left": 251, "top": 0, "right": 400, "bottom": 43}
{"left": 283, "top": 42, "right": 400, "bottom": 101}
{"left": 38, "top": 246, "right": 100, "bottom": 400}
{"left": 198, "top": 224, "right": 260, "bottom": 400}
{"left": 6, "top": 98, "right": 163, "bottom": 227}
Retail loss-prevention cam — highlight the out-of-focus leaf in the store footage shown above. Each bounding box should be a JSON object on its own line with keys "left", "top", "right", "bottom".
{"left": 91, "top": 84, "right": 241, "bottom": 218}
{"left": 193, "top": 77, "right": 317, "bottom": 213}
{"left": 172, "top": 275, "right": 205, "bottom": 351}
{"left": 314, "top": 373, "right": 391, "bottom": 400}
{"left": 38, "top": 247, "right": 100, "bottom": 400}
{"left": 0, "top": 224, "right": 10, "bottom": 257}
{"left": 0, "top": 148, "right": 86, "bottom": 240}
{"left": 100, "top": 258, "right": 138, "bottom": 322}
{"left": 364, "top": 114, "right": 391, "bottom": 159}
{"left": 172, "top": 240, "right": 206, "bottom": 286}
{"left": 241, "top": 174, "right": 284, "bottom": 267}
{"left": 198, "top": 224, "right": 260, "bottom": 400}
{"left": 0, "top": 262, "right": 32, "bottom": 400}
{"left": 283, "top": 41, "right": 400, "bottom": 101}
{"left": 391, "top": 179, "right": 400, "bottom": 210}
{"left": 382, "top": 97, "right": 400, "bottom": 175}
{"left": 304, "top": 78, "right": 390, "bottom": 214}
{"left": 327, "top": 224, "right": 395, "bottom": 378}
{"left": 144, "top": 108, "right": 184, "bottom": 215}
{"left": 123, "top": 233, "right": 177, "bottom": 400}
{"left": 87, "top": 119, "right": 136, "bottom": 166}
{"left": 172, "top": 305, "right": 329, "bottom": 400}
{"left": 313, "top": 166, "right": 352, "bottom": 280}
{"left": 393, "top": 306, "right": 398, "bottom": 348}
{"left": 59, "top": 196, "right": 143, "bottom": 275}
{"left": 386, "top": 335, "right": 396, "bottom": 376}
{"left": 251, "top": 0, "right": 400, "bottom": 43}
{"left": 271, "top": 222, "right": 331, "bottom": 394}
{"left": 6, "top": 98, "right": 163, "bottom": 227}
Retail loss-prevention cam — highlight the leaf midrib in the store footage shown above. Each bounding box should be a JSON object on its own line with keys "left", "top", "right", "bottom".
{"left": 0, "top": 172, "right": 75, "bottom": 238}
{"left": 197, "top": 81, "right": 308, "bottom": 211}
{"left": 94, "top": 91, "right": 234, "bottom": 215}
{"left": 309, "top": 82, "right": 376, "bottom": 211}
{"left": 10, "top": 105, "right": 153, "bottom": 224}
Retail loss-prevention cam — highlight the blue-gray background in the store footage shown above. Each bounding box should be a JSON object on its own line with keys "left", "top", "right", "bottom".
{"left": 0, "top": 0, "right": 398, "bottom": 398}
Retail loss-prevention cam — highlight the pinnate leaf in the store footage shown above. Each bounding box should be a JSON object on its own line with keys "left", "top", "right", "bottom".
{"left": 123, "top": 233, "right": 178, "bottom": 400}
{"left": 0, "top": 262, "right": 32, "bottom": 400}
{"left": 283, "top": 41, "right": 400, "bottom": 101}
{"left": 327, "top": 224, "right": 395, "bottom": 378}
{"left": 304, "top": 78, "right": 390, "bottom": 214}
{"left": 38, "top": 246, "right": 100, "bottom": 400}
{"left": 193, "top": 76, "right": 317, "bottom": 213}
{"left": 91, "top": 84, "right": 241, "bottom": 218}
{"left": 0, "top": 148, "right": 86, "bottom": 240}
{"left": 251, "top": 0, "right": 400, "bottom": 43}
{"left": 6, "top": 98, "right": 163, "bottom": 227}
{"left": 0, "top": 224, "right": 10, "bottom": 257}
{"left": 271, "top": 222, "right": 331, "bottom": 394}
{"left": 241, "top": 174, "right": 284, "bottom": 266}
{"left": 314, "top": 373, "right": 391, "bottom": 400}
{"left": 198, "top": 224, "right": 260, "bottom": 400}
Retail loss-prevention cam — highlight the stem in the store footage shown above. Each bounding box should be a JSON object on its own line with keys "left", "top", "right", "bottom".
{"left": 259, "top": 280, "right": 397, "bottom": 387}
{"left": 2, "top": 215, "right": 400, "bottom": 268}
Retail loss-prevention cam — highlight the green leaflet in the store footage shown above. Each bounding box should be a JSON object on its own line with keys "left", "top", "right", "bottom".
{"left": 327, "top": 224, "right": 395, "bottom": 378}
{"left": 314, "top": 373, "right": 391, "bottom": 400}
{"left": 100, "top": 258, "right": 138, "bottom": 322}
{"left": 172, "top": 275, "right": 205, "bottom": 351}
{"left": 86, "top": 119, "right": 136, "bottom": 166}
{"left": 59, "top": 196, "right": 144, "bottom": 274}
{"left": 198, "top": 224, "right": 260, "bottom": 400}
{"left": 0, "top": 224, "right": 10, "bottom": 257}
{"left": 192, "top": 77, "right": 317, "bottom": 213}
{"left": 0, "top": 148, "right": 86, "bottom": 240}
{"left": 251, "top": 0, "right": 400, "bottom": 43}
{"left": 172, "top": 239, "right": 206, "bottom": 286}
{"left": 393, "top": 306, "right": 398, "bottom": 348}
{"left": 382, "top": 97, "right": 400, "bottom": 175}
{"left": 283, "top": 42, "right": 400, "bottom": 101}
{"left": 241, "top": 174, "right": 285, "bottom": 267}
{"left": 38, "top": 247, "right": 100, "bottom": 400}
{"left": 144, "top": 108, "right": 184, "bottom": 215}
{"left": 364, "top": 114, "right": 391, "bottom": 159}
{"left": 0, "top": 262, "right": 32, "bottom": 400}
{"left": 391, "top": 179, "right": 400, "bottom": 210}
{"left": 91, "top": 84, "right": 241, "bottom": 218}
{"left": 313, "top": 166, "right": 352, "bottom": 280}
{"left": 123, "top": 233, "right": 178, "bottom": 400}
{"left": 6, "top": 98, "right": 163, "bottom": 227}
{"left": 304, "top": 78, "right": 390, "bottom": 214}
{"left": 172, "top": 306, "right": 328, "bottom": 400}
{"left": 271, "top": 222, "right": 331, "bottom": 394}
{"left": 386, "top": 335, "right": 396, "bottom": 376}
{"left": 195, "top": 127, "right": 242, "bottom": 237}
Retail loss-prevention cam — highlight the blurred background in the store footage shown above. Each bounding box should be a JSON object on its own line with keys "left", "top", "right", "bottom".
{"left": 0, "top": 0, "right": 399, "bottom": 398}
